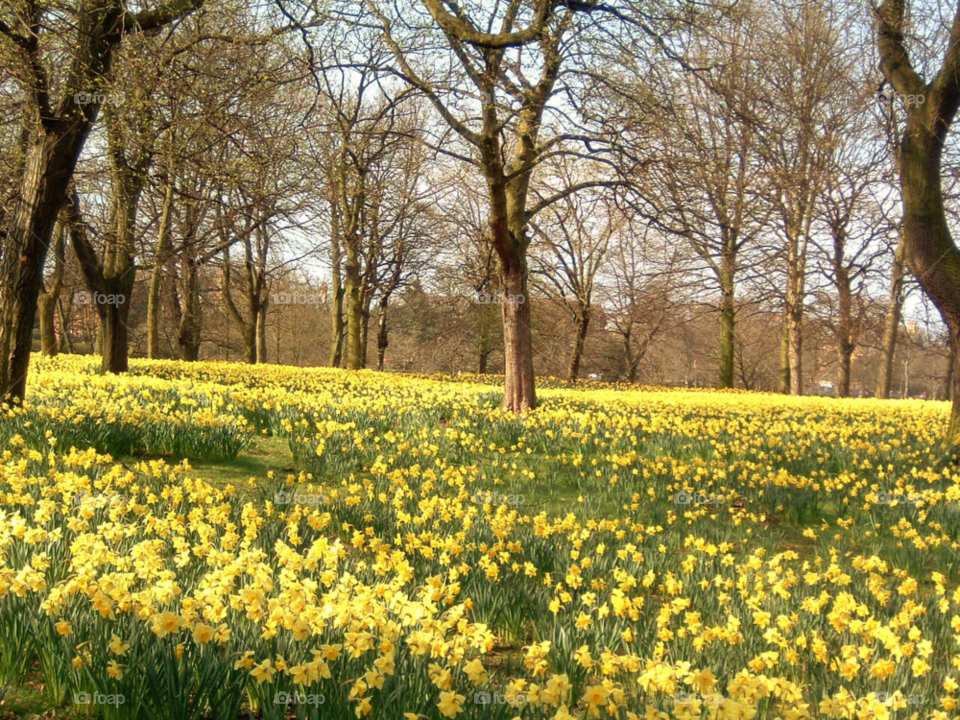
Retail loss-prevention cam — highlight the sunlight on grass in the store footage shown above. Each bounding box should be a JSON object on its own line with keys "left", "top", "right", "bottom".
{"left": 0, "top": 355, "right": 955, "bottom": 718}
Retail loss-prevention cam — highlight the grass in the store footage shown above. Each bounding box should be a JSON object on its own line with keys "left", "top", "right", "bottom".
{"left": 176, "top": 435, "right": 293, "bottom": 497}
{"left": 2, "top": 356, "right": 959, "bottom": 718}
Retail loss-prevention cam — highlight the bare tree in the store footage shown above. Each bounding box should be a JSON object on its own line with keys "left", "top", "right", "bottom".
{"left": 753, "top": 0, "right": 855, "bottom": 396}
{"left": 354, "top": 0, "right": 632, "bottom": 409}
{"left": 0, "top": 0, "right": 207, "bottom": 402}
{"left": 630, "top": 13, "right": 766, "bottom": 388}
{"left": 605, "top": 224, "right": 684, "bottom": 383}
{"left": 814, "top": 113, "right": 891, "bottom": 397}
{"left": 531, "top": 165, "right": 619, "bottom": 381}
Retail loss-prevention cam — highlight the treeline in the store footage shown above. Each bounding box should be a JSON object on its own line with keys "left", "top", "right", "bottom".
{"left": 1, "top": 0, "right": 959, "bottom": 412}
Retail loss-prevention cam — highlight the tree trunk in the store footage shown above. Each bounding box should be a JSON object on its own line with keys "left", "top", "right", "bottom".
{"left": 376, "top": 300, "right": 389, "bottom": 371}
{"left": 66, "top": 188, "right": 133, "bottom": 374}
{"left": 256, "top": 302, "right": 268, "bottom": 364}
{"left": 330, "top": 284, "right": 345, "bottom": 368}
{"left": 943, "top": 349, "right": 955, "bottom": 401}
{"left": 38, "top": 296, "right": 58, "bottom": 359}
{"left": 147, "top": 173, "right": 175, "bottom": 359}
{"left": 221, "top": 249, "right": 257, "bottom": 363}
{"left": 498, "top": 257, "right": 535, "bottom": 410}
{"left": 717, "top": 243, "right": 737, "bottom": 389}
{"left": 343, "top": 238, "right": 363, "bottom": 370}
{"left": 784, "top": 223, "right": 807, "bottom": 396}
{"left": 360, "top": 307, "right": 370, "bottom": 369}
{"left": 897, "top": 121, "right": 960, "bottom": 436}
{"left": 146, "top": 265, "right": 166, "bottom": 359}
{"left": 478, "top": 342, "right": 490, "bottom": 374}
{"left": 718, "top": 280, "right": 735, "bottom": 389}
{"left": 242, "top": 329, "right": 256, "bottom": 364}
{"left": 97, "top": 103, "right": 151, "bottom": 375}
{"left": 178, "top": 258, "right": 201, "bottom": 361}
{"left": 100, "top": 277, "right": 134, "bottom": 374}
{"left": 329, "top": 196, "right": 345, "bottom": 368}
{"left": 488, "top": 168, "right": 536, "bottom": 411}
{"left": 39, "top": 226, "right": 66, "bottom": 358}
{"left": 788, "top": 318, "right": 803, "bottom": 395}
{"left": 0, "top": 128, "right": 90, "bottom": 402}
{"left": 786, "top": 291, "right": 804, "bottom": 397}
{"left": 70, "top": 149, "right": 144, "bottom": 374}
{"left": 876, "top": 242, "right": 904, "bottom": 399}
{"left": 623, "top": 326, "right": 639, "bottom": 383}
{"left": 567, "top": 305, "right": 590, "bottom": 381}
{"left": 835, "top": 279, "right": 852, "bottom": 398}
{"left": 836, "top": 334, "right": 851, "bottom": 398}
{"left": 57, "top": 296, "right": 74, "bottom": 354}
{"left": 779, "top": 315, "right": 791, "bottom": 394}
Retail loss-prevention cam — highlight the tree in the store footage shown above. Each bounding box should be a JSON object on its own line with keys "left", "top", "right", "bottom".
{"left": 875, "top": 0, "right": 960, "bottom": 436}
{"left": 432, "top": 166, "right": 503, "bottom": 374}
{"left": 37, "top": 224, "right": 66, "bottom": 357}
{"left": 753, "top": 0, "right": 853, "bottom": 396}
{"left": 0, "top": 0, "right": 207, "bottom": 402}
{"left": 307, "top": 50, "right": 413, "bottom": 370}
{"left": 71, "top": 51, "right": 160, "bottom": 375}
{"left": 814, "top": 117, "right": 890, "bottom": 397}
{"left": 357, "top": 0, "right": 624, "bottom": 410}
{"left": 631, "top": 14, "right": 766, "bottom": 388}
{"left": 531, "top": 165, "right": 618, "bottom": 381}
{"left": 605, "top": 224, "right": 683, "bottom": 383}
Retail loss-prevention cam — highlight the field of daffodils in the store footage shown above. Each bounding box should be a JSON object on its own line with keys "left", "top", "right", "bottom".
{"left": 0, "top": 355, "right": 957, "bottom": 719}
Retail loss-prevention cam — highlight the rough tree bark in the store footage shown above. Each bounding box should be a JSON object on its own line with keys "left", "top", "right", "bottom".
{"left": 567, "top": 304, "right": 591, "bottom": 382}
{"left": 147, "top": 171, "right": 175, "bottom": 359}
{"left": 877, "top": 0, "right": 960, "bottom": 436}
{"left": 177, "top": 257, "right": 201, "bottom": 362}
{"left": 343, "top": 234, "right": 363, "bottom": 370}
{"left": 875, "top": 241, "right": 904, "bottom": 399}
{"left": 832, "top": 226, "right": 854, "bottom": 398}
{"left": 718, "top": 247, "right": 737, "bottom": 389}
{"left": 38, "top": 225, "right": 66, "bottom": 357}
{"left": 329, "top": 206, "right": 345, "bottom": 368}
